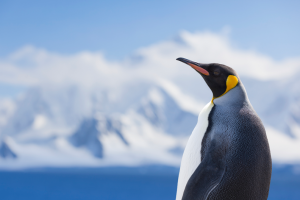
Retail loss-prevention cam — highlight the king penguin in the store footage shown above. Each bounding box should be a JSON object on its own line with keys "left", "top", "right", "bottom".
{"left": 175, "top": 58, "right": 272, "bottom": 200}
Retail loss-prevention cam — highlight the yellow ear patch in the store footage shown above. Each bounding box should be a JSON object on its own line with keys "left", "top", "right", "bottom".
{"left": 211, "top": 75, "right": 239, "bottom": 103}
{"left": 224, "top": 75, "right": 239, "bottom": 95}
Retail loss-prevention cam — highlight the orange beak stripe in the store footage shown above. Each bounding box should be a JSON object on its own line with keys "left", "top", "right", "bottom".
{"left": 188, "top": 63, "right": 210, "bottom": 76}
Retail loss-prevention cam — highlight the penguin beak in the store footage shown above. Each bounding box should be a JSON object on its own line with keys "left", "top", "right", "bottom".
{"left": 176, "top": 57, "right": 209, "bottom": 76}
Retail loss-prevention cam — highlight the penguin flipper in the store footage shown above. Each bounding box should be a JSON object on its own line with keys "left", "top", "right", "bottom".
{"left": 182, "top": 140, "right": 226, "bottom": 200}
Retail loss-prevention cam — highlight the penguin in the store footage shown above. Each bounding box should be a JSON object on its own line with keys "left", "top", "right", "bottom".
{"left": 175, "top": 57, "right": 272, "bottom": 200}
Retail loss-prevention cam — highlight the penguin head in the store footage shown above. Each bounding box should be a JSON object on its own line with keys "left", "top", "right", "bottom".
{"left": 176, "top": 57, "right": 239, "bottom": 99}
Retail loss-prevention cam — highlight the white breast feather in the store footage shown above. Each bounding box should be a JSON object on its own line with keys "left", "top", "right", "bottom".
{"left": 176, "top": 101, "right": 214, "bottom": 200}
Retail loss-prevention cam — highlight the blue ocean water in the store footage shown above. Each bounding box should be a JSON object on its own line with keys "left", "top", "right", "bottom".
{"left": 0, "top": 166, "right": 299, "bottom": 200}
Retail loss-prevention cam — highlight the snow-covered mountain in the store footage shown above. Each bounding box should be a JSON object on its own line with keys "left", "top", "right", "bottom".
{"left": 0, "top": 82, "right": 199, "bottom": 169}
{"left": 0, "top": 31, "right": 300, "bottom": 169}
{"left": 1, "top": 76, "right": 300, "bottom": 169}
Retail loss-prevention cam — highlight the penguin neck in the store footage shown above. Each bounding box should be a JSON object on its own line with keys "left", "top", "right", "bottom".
{"left": 212, "top": 83, "right": 249, "bottom": 106}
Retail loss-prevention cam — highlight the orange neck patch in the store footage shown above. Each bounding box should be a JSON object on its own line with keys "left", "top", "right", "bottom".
{"left": 211, "top": 75, "right": 239, "bottom": 103}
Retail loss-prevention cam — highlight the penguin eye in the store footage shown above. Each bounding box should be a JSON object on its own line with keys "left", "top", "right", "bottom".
{"left": 213, "top": 70, "right": 220, "bottom": 76}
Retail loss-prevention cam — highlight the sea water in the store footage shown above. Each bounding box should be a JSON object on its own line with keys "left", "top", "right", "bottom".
{"left": 0, "top": 166, "right": 299, "bottom": 200}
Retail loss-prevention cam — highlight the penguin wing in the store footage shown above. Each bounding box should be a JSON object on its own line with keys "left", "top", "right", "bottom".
{"left": 182, "top": 139, "right": 226, "bottom": 200}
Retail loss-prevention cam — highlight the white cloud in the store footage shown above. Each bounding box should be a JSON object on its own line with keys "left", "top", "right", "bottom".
{"left": 0, "top": 30, "right": 298, "bottom": 111}
{"left": 1, "top": 31, "right": 299, "bottom": 89}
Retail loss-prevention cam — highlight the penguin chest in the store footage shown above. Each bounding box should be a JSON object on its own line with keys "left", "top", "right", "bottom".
{"left": 176, "top": 102, "right": 214, "bottom": 200}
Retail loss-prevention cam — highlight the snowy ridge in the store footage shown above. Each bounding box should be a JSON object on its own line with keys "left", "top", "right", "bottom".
{"left": 0, "top": 83, "right": 195, "bottom": 169}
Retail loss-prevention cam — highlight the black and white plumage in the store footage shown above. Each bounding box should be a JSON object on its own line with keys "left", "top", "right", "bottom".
{"left": 176, "top": 58, "right": 272, "bottom": 200}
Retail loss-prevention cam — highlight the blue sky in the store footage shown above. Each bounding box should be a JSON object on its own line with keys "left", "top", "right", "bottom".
{"left": 0, "top": 0, "right": 300, "bottom": 60}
